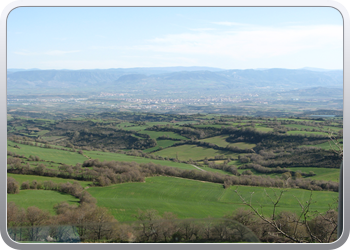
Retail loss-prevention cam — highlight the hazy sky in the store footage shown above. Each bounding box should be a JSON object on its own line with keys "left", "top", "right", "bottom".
{"left": 7, "top": 7, "right": 343, "bottom": 70}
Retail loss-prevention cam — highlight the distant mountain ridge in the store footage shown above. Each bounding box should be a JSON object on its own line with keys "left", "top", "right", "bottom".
{"left": 7, "top": 67, "right": 343, "bottom": 95}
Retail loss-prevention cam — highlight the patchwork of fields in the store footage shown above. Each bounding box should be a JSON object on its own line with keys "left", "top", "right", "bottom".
{"left": 7, "top": 113, "right": 342, "bottom": 242}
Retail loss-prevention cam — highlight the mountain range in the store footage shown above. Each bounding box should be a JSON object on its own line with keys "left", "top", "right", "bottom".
{"left": 7, "top": 67, "right": 343, "bottom": 96}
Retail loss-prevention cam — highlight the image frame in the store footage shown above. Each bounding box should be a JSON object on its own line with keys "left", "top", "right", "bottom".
{"left": 1, "top": 0, "right": 349, "bottom": 249}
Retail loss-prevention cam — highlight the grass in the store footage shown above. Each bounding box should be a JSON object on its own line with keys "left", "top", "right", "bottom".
{"left": 138, "top": 130, "right": 188, "bottom": 140}
{"left": 88, "top": 176, "right": 338, "bottom": 222}
{"left": 7, "top": 190, "right": 79, "bottom": 214}
{"left": 83, "top": 150, "right": 196, "bottom": 170}
{"left": 7, "top": 173, "right": 93, "bottom": 188}
{"left": 287, "top": 167, "right": 340, "bottom": 182}
{"left": 302, "top": 140, "right": 343, "bottom": 150}
{"left": 200, "top": 136, "right": 256, "bottom": 149}
{"left": 200, "top": 166, "right": 234, "bottom": 175}
{"left": 152, "top": 145, "right": 239, "bottom": 161}
{"left": 7, "top": 140, "right": 87, "bottom": 165}
{"left": 286, "top": 131, "right": 329, "bottom": 136}
{"left": 143, "top": 140, "right": 178, "bottom": 153}
{"left": 255, "top": 126, "right": 273, "bottom": 132}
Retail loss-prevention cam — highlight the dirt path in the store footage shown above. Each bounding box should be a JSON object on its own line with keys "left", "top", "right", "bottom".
{"left": 191, "top": 164, "right": 206, "bottom": 172}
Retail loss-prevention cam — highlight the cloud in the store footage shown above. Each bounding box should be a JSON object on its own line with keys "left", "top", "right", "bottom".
{"left": 44, "top": 50, "right": 80, "bottom": 55}
{"left": 188, "top": 28, "right": 216, "bottom": 31}
{"left": 14, "top": 51, "right": 36, "bottom": 56}
{"left": 136, "top": 24, "right": 342, "bottom": 60}
{"left": 14, "top": 50, "right": 81, "bottom": 56}
{"left": 212, "top": 21, "right": 248, "bottom": 26}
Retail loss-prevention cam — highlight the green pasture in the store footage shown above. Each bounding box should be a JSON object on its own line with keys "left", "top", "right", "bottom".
{"left": 7, "top": 190, "right": 79, "bottom": 214}
{"left": 41, "top": 136, "right": 67, "bottom": 142}
{"left": 192, "top": 124, "right": 230, "bottom": 129}
{"left": 7, "top": 173, "right": 92, "bottom": 188}
{"left": 255, "top": 126, "right": 273, "bottom": 132}
{"left": 286, "top": 131, "right": 329, "bottom": 136}
{"left": 143, "top": 140, "right": 178, "bottom": 153}
{"left": 200, "top": 167, "right": 234, "bottom": 176}
{"left": 284, "top": 124, "right": 321, "bottom": 130}
{"left": 302, "top": 139, "right": 343, "bottom": 150}
{"left": 323, "top": 126, "right": 343, "bottom": 132}
{"left": 287, "top": 167, "right": 340, "bottom": 182}
{"left": 36, "top": 130, "right": 50, "bottom": 136}
{"left": 88, "top": 176, "right": 338, "bottom": 222}
{"left": 20, "top": 160, "right": 61, "bottom": 170}
{"left": 83, "top": 150, "right": 196, "bottom": 170}
{"left": 118, "top": 122, "right": 174, "bottom": 131}
{"left": 152, "top": 145, "right": 239, "bottom": 161}
{"left": 200, "top": 136, "right": 256, "bottom": 149}
{"left": 139, "top": 130, "right": 188, "bottom": 140}
{"left": 7, "top": 141, "right": 87, "bottom": 165}
{"left": 284, "top": 124, "right": 342, "bottom": 133}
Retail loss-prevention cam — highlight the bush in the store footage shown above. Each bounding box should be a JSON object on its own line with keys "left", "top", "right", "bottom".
{"left": 7, "top": 177, "right": 20, "bottom": 194}
{"left": 21, "top": 181, "right": 30, "bottom": 190}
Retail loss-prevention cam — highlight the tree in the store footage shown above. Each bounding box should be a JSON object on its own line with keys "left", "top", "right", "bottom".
{"left": 7, "top": 202, "right": 26, "bottom": 241}
{"left": 7, "top": 177, "right": 20, "bottom": 194}
{"left": 134, "top": 209, "right": 161, "bottom": 242}
{"left": 234, "top": 188, "right": 338, "bottom": 243}
{"left": 86, "top": 207, "right": 118, "bottom": 241}
{"left": 26, "top": 206, "right": 50, "bottom": 241}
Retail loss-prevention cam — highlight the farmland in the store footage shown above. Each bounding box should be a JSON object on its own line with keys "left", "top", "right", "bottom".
{"left": 7, "top": 112, "right": 342, "bottom": 243}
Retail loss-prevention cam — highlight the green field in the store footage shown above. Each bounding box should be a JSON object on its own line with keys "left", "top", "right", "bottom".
{"left": 7, "top": 190, "right": 79, "bottom": 214}
{"left": 152, "top": 145, "right": 239, "bottom": 161}
{"left": 84, "top": 150, "right": 197, "bottom": 170}
{"left": 302, "top": 140, "right": 343, "bottom": 150}
{"left": 138, "top": 130, "right": 188, "bottom": 140}
{"left": 7, "top": 173, "right": 93, "bottom": 188}
{"left": 287, "top": 167, "right": 340, "bottom": 182}
{"left": 286, "top": 131, "right": 329, "bottom": 136}
{"left": 143, "top": 140, "right": 178, "bottom": 153}
{"left": 8, "top": 141, "right": 87, "bottom": 165}
{"left": 255, "top": 126, "right": 273, "bottom": 132}
{"left": 200, "top": 136, "right": 256, "bottom": 149}
{"left": 7, "top": 113, "right": 342, "bottom": 235}
{"left": 88, "top": 176, "right": 338, "bottom": 222}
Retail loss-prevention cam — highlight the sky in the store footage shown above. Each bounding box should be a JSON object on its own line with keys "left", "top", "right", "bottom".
{"left": 6, "top": 7, "right": 343, "bottom": 70}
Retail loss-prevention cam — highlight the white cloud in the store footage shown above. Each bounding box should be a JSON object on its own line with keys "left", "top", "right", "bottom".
{"left": 212, "top": 21, "right": 248, "bottom": 26}
{"left": 44, "top": 50, "right": 80, "bottom": 55}
{"left": 136, "top": 24, "right": 342, "bottom": 60}
{"left": 14, "top": 50, "right": 81, "bottom": 56}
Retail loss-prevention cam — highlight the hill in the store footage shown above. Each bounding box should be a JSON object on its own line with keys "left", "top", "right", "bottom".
{"left": 7, "top": 67, "right": 343, "bottom": 96}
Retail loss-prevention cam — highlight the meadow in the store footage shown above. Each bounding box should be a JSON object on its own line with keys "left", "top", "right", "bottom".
{"left": 7, "top": 113, "right": 342, "bottom": 242}
{"left": 7, "top": 190, "right": 79, "bottom": 214}
{"left": 87, "top": 176, "right": 338, "bottom": 222}
{"left": 152, "top": 144, "right": 239, "bottom": 161}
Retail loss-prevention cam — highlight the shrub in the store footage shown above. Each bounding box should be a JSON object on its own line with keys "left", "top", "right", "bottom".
{"left": 7, "top": 177, "right": 20, "bottom": 194}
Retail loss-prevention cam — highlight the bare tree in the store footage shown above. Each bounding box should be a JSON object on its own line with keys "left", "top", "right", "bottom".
{"left": 234, "top": 188, "right": 338, "bottom": 243}
{"left": 26, "top": 206, "right": 50, "bottom": 241}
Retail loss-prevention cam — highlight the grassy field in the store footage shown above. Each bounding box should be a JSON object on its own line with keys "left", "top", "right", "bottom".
{"left": 7, "top": 141, "right": 87, "bottom": 165}
{"left": 88, "top": 176, "right": 338, "bottom": 222}
{"left": 143, "top": 140, "right": 178, "bottom": 153}
{"left": 255, "top": 126, "right": 273, "bottom": 132}
{"left": 84, "top": 150, "right": 197, "bottom": 170}
{"left": 200, "top": 136, "right": 256, "bottom": 149}
{"left": 7, "top": 173, "right": 93, "bottom": 188}
{"left": 287, "top": 167, "right": 340, "bottom": 182}
{"left": 138, "top": 130, "right": 188, "bottom": 140}
{"left": 286, "top": 131, "right": 329, "bottom": 136}
{"left": 7, "top": 190, "right": 79, "bottom": 214}
{"left": 200, "top": 166, "right": 234, "bottom": 175}
{"left": 302, "top": 140, "right": 343, "bottom": 150}
{"left": 152, "top": 145, "right": 239, "bottom": 161}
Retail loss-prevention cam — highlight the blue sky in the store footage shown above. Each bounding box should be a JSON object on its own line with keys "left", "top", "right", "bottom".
{"left": 7, "top": 7, "right": 343, "bottom": 70}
